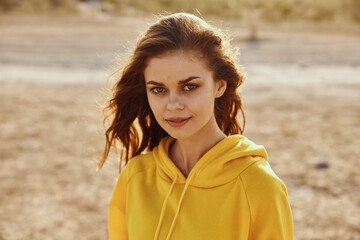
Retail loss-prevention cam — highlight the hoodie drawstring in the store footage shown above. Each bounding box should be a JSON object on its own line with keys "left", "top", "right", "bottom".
{"left": 165, "top": 173, "right": 195, "bottom": 240}
{"left": 154, "top": 173, "right": 195, "bottom": 240}
{"left": 154, "top": 174, "right": 178, "bottom": 240}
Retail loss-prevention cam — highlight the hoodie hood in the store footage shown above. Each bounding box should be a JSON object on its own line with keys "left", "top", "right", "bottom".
{"left": 153, "top": 134, "right": 268, "bottom": 188}
{"left": 152, "top": 134, "right": 268, "bottom": 240}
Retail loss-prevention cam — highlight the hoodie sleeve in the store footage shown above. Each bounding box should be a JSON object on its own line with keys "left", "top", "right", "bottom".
{"left": 240, "top": 158, "right": 294, "bottom": 240}
{"left": 108, "top": 169, "right": 128, "bottom": 240}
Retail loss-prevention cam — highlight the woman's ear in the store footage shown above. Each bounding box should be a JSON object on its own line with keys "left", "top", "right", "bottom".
{"left": 215, "top": 80, "right": 227, "bottom": 98}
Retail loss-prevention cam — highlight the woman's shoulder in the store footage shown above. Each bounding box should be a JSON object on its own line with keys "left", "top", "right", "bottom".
{"left": 239, "top": 158, "right": 288, "bottom": 198}
{"left": 120, "top": 150, "right": 156, "bottom": 181}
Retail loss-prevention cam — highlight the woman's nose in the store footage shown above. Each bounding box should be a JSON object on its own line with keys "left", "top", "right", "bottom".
{"left": 166, "top": 93, "right": 184, "bottom": 111}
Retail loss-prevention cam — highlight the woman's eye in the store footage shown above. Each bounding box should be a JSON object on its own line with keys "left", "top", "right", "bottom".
{"left": 183, "top": 84, "right": 198, "bottom": 91}
{"left": 151, "top": 87, "right": 166, "bottom": 94}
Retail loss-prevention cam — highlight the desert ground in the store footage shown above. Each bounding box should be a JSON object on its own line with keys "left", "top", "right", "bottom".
{"left": 0, "top": 15, "right": 359, "bottom": 239}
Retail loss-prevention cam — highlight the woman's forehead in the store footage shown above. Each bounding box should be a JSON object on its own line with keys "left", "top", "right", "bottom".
{"left": 144, "top": 51, "right": 211, "bottom": 79}
{"left": 145, "top": 50, "right": 209, "bottom": 74}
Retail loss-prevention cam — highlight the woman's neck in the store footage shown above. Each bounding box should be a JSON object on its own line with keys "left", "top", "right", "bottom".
{"left": 169, "top": 122, "right": 226, "bottom": 178}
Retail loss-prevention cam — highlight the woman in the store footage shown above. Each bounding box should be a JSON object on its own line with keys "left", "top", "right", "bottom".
{"left": 99, "top": 13, "right": 294, "bottom": 240}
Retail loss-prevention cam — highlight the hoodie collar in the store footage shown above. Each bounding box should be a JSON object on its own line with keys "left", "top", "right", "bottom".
{"left": 153, "top": 134, "right": 268, "bottom": 188}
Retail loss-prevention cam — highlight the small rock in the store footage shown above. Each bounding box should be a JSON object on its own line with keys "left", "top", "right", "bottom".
{"left": 315, "top": 158, "right": 329, "bottom": 169}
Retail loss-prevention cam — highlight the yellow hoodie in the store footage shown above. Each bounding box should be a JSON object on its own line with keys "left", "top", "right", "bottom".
{"left": 108, "top": 135, "right": 294, "bottom": 240}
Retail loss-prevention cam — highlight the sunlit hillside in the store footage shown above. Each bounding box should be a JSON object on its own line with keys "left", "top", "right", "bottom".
{"left": 1, "top": 0, "right": 360, "bottom": 24}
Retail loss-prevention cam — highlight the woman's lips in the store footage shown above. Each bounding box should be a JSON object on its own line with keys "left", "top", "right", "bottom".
{"left": 165, "top": 117, "right": 192, "bottom": 127}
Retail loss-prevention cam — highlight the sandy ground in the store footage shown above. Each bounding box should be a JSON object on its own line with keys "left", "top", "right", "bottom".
{"left": 0, "top": 15, "right": 359, "bottom": 240}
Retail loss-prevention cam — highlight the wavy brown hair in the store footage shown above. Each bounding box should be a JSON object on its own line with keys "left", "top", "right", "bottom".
{"left": 98, "top": 13, "right": 246, "bottom": 171}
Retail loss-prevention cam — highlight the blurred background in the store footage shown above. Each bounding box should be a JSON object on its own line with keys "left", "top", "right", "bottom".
{"left": 0, "top": 0, "right": 359, "bottom": 239}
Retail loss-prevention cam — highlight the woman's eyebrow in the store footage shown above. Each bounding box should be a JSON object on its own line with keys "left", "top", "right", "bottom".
{"left": 179, "top": 76, "right": 200, "bottom": 84}
{"left": 146, "top": 76, "right": 200, "bottom": 86}
{"left": 146, "top": 81, "right": 164, "bottom": 86}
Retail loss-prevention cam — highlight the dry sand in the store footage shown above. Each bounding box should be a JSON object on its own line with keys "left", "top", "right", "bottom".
{"left": 0, "top": 15, "right": 359, "bottom": 239}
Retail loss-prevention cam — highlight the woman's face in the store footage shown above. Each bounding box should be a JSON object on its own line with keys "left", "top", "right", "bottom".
{"left": 144, "top": 50, "right": 227, "bottom": 140}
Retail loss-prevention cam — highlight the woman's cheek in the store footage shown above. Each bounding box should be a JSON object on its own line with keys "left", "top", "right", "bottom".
{"left": 147, "top": 95, "right": 159, "bottom": 114}
{"left": 149, "top": 96, "right": 166, "bottom": 116}
{"left": 188, "top": 90, "right": 214, "bottom": 105}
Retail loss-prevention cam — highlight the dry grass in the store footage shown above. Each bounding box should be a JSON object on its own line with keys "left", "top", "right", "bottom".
{"left": 1, "top": 0, "right": 360, "bottom": 23}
